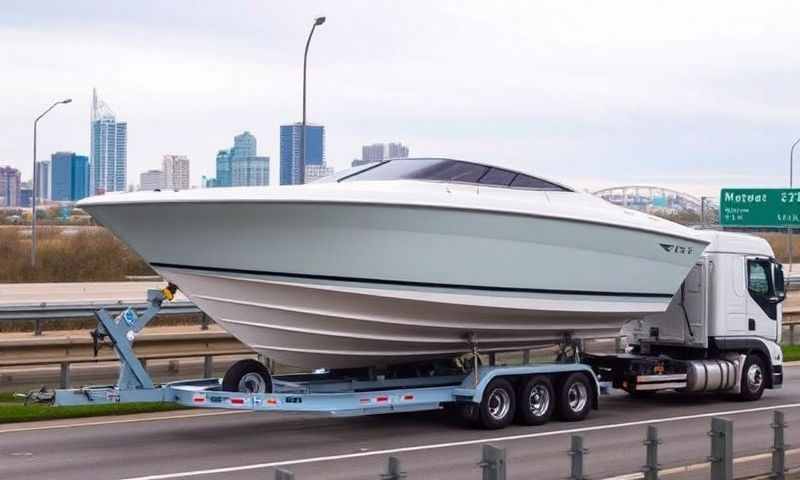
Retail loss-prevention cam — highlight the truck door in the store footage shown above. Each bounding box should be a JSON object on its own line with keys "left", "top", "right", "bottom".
{"left": 744, "top": 257, "right": 779, "bottom": 340}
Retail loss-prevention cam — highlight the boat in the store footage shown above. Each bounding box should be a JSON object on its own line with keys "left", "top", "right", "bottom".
{"left": 78, "top": 158, "right": 709, "bottom": 368}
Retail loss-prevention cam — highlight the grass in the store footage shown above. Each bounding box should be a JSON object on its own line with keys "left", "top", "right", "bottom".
{"left": 0, "top": 226, "right": 153, "bottom": 283}
{"left": 0, "top": 392, "right": 185, "bottom": 425}
{"left": 783, "top": 345, "right": 800, "bottom": 362}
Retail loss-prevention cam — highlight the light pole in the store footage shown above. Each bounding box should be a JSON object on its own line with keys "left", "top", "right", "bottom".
{"left": 32, "top": 98, "right": 72, "bottom": 267}
{"left": 299, "top": 16, "right": 326, "bottom": 185}
{"left": 789, "top": 138, "right": 800, "bottom": 271}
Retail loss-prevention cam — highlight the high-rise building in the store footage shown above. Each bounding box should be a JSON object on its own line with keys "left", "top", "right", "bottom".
{"left": 215, "top": 150, "right": 231, "bottom": 187}
{"left": 387, "top": 142, "right": 410, "bottom": 159}
{"left": 232, "top": 156, "right": 269, "bottom": 186}
{"left": 91, "top": 88, "right": 127, "bottom": 194}
{"left": 362, "top": 143, "right": 385, "bottom": 163}
{"left": 35, "top": 161, "right": 50, "bottom": 201}
{"left": 216, "top": 132, "right": 269, "bottom": 187}
{"left": 51, "top": 152, "right": 90, "bottom": 202}
{"left": 352, "top": 142, "right": 410, "bottom": 167}
{"left": 0, "top": 166, "right": 21, "bottom": 207}
{"left": 162, "top": 155, "right": 190, "bottom": 190}
{"left": 280, "top": 123, "right": 325, "bottom": 185}
{"left": 19, "top": 188, "right": 32, "bottom": 208}
{"left": 305, "top": 164, "right": 335, "bottom": 183}
{"left": 139, "top": 169, "right": 165, "bottom": 191}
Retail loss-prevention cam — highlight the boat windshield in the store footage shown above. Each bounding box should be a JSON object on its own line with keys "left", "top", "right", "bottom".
{"left": 339, "top": 158, "right": 571, "bottom": 191}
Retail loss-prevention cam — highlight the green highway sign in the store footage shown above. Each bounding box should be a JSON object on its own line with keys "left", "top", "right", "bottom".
{"left": 720, "top": 188, "right": 800, "bottom": 227}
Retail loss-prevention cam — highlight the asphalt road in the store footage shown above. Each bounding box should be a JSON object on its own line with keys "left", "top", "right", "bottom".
{"left": 1, "top": 369, "right": 799, "bottom": 480}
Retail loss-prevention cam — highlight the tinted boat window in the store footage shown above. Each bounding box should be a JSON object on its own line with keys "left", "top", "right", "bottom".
{"left": 479, "top": 168, "right": 517, "bottom": 186}
{"left": 425, "top": 161, "right": 488, "bottom": 183}
{"left": 343, "top": 159, "right": 488, "bottom": 183}
{"left": 511, "top": 174, "right": 565, "bottom": 190}
{"left": 340, "top": 158, "right": 571, "bottom": 191}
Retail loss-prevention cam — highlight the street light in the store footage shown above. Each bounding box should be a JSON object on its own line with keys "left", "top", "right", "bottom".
{"left": 788, "top": 137, "right": 800, "bottom": 271}
{"left": 32, "top": 98, "right": 72, "bottom": 267}
{"left": 299, "top": 16, "right": 326, "bottom": 185}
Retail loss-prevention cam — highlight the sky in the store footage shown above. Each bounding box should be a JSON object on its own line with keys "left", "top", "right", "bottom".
{"left": 2, "top": 0, "right": 800, "bottom": 198}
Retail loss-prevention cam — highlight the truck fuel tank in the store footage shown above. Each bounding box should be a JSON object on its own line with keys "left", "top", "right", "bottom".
{"left": 685, "top": 359, "right": 737, "bottom": 392}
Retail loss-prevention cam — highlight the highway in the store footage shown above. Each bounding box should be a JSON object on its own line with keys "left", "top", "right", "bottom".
{"left": 0, "top": 281, "right": 186, "bottom": 306}
{"left": 1, "top": 368, "right": 798, "bottom": 480}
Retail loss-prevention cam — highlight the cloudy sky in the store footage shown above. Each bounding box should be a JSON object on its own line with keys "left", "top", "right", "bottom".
{"left": 2, "top": 1, "right": 800, "bottom": 197}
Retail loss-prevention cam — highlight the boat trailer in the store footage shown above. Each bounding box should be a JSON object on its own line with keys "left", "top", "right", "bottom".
{"left": 40, "top": 288, "right": 600, "bottom": 425}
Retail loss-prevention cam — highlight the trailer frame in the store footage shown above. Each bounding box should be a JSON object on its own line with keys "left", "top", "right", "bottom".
{"left": 48, "top": 289, "right": 600, "bottom": 426}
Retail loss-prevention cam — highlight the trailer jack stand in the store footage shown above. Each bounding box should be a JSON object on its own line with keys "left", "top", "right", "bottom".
{"left": 49, "top": 287, "right": 179, "bottom": 406}
{"left": 93, "top": 287, "right": 179, "bottom": 390}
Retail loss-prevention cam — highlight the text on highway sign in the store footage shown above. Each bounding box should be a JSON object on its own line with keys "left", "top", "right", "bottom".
{"left": 720, "top": 188, "right": 800, "bottom": 227}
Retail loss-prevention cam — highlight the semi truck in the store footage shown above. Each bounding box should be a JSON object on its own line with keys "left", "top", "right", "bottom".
{"left": 50, "top": 230, "right": 785, "bottom": 430}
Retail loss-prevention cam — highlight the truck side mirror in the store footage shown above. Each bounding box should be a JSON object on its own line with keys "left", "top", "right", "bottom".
{"left": 772, "top": 263, "right": 786, "bottom": 303}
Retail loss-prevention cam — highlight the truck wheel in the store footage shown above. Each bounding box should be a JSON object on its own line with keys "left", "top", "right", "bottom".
{"left": 557, "top": 373, "right": 592, "bottom": 422}
{"left": 515, "top": 375, "right": 554, "bottom": 426}
{"left": 738, "top": 355, "right": 766, "bottom": 401}
{"left": 222, "top": 359, "right": 273, "bottom": 393}
{"left": 477, "top": 378, "right": 516, "bottom": 429}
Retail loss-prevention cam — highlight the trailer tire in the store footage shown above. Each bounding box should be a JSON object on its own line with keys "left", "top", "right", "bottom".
{"left": 477, "top": 378, "right": 516, "bottom": 429}
{"left": 557, "top": 373, "right": 592, "bottom": 422}
{"left": 738, "top": 354, "right": 766, "bottom": 401}
{"left": 222, "top": 359, "right": 273, "bottom": 393}
{"left": 515, "top": 375, "right": 554, "bottom": 426}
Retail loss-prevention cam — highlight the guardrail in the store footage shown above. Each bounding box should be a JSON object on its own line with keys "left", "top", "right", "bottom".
{"left": 0, "top": 300, "right": 206, "bottom": 335}
{"left": 272, "top": 413, "right": 794, "bottom": 480}
{"left": 0, "top": 327, "right": 253, "bottom": 388}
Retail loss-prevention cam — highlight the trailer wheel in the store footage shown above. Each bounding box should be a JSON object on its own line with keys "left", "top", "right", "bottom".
{"left": 515, "top": 375, "right": 554, "bottom": 426}
{"left": 477, "top": 378, "right": 516, "bottom": 429}
{"left": 557, "top": 373, "right": 592, "bottom": 422}
{"left": 222, "top": 359, "right": 273, "bottom": 393}
{"left": 738, "top": 354, "right": 766, "bottom": 401}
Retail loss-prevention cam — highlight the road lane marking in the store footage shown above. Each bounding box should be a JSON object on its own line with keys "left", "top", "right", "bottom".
{"left": 118, "top": 402, "right": 800, "bottom": 480}
{"left": 0, "top": 410, "right": 250, "bottom": 434}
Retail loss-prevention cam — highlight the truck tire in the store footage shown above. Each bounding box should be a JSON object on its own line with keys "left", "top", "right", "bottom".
{"left": 477, "top": 378, "right": 516, "bottom": 429}
{"left": 738, "top": 354, "right": 766, "bottom": 401}
{"left": 222, "top": 359, "right": 273, "bottom": 393}
{"left": 557, "top": 373, "right": 592, "bottom": 422}
{"left": 515, "top": 375, "right": 554, "bottom": 426}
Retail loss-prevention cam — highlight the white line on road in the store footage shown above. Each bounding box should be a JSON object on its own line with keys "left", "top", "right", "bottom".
{"left": 0, "top": 410, "right": 250, "bottom": 434}
{"left": 118, "top": 402, "right": 800, "bottom": 480}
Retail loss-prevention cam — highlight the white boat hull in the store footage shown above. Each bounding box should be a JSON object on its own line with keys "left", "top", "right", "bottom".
{"left": 157, "top": 266, "right": 669, "bottom": 368}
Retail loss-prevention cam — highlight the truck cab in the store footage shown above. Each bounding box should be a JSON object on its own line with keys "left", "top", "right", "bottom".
{"left": 593, "top": 231, "right": 785, "bottom": 399}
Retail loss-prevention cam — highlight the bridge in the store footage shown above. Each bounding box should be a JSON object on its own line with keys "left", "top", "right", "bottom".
{"left": 594, "top": 185, "right": 716, "bottom": 215}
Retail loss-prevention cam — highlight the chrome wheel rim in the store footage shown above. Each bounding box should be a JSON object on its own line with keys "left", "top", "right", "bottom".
{"left": 568, "top": 382, "right": 588, "bottom": 412}
{"left": 487, "top": 387, "right": 511, "bottom": 421}
{"left": 239, "top": 372, "right": 267, "bottom": 393}
{"left": 528, "top": 384, "right": 551, "bottom": 417}
{"left": 746, "top": 363, "right": 763, "bottom": 393}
